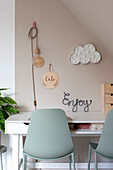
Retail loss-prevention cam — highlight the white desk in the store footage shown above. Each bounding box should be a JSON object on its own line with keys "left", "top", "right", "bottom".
{"left": 5, "top": 111, "right": 106, "bottom": 170}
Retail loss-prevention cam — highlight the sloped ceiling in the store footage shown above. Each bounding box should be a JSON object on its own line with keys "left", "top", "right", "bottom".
{"left": 61, "top": 0, "right": 113, "bottom": 55}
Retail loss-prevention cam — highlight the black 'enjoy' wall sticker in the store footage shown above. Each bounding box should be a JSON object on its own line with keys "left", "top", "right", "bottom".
{"left": 62, "top": 92, "right": 92, "bottom": 112}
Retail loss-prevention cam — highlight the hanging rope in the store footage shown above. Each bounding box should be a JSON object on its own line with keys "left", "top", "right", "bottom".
{"left": 28, "top": 22, "right": 38, "bottom": 109}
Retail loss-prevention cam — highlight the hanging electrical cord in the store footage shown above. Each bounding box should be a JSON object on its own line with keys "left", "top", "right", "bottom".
{"left": 28, "top": 22, "right": 38, "bottom": 109}
{"left": 28, "top": 22, "right": 44, "bottom": 109}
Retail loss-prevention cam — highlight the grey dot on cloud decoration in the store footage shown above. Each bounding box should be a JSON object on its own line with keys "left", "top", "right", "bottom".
{"left": 70, "top": 44, "right": 101, "bottom": 64}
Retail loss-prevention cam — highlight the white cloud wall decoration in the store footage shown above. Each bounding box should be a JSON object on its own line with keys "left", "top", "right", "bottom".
{"left": 70, "top": 44, "right": 101, "bottom": 64}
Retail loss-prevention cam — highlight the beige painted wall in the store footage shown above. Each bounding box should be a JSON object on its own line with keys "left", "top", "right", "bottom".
{"left": 15, "top": 0, "right": 113, "bottom": 165}
{"left": 15, "top": 0, "right": 113, "bottom": 113}
{"left": 61, "top": 0, "right": 113, "bottom": 56}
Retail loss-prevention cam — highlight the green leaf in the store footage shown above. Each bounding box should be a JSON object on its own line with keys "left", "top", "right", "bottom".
{"left": 0, "top": 110, "right": 4, "bottom": 124}
{"left": 0, "top": 88, "right": 9, "bottom": 91}
{"left": 3, "top": 97, "right": 17, "bottom": 105}
{"left": 0, "top": 96, "right": 5, "bottom": 101}
{"left": 0, "top": 96, "right": 17, "bottom": 105}
{"left": 0, "top": 100, "right": 5, "bottom": 106}
{"left": 0, "top": 110, "right": 6, "bottom": 132}
{"left": 0, "top": 122, "right": 5, "bottom": 133}
{"left": 2, "top": 105, "right": 18, "bottom": 114}
{"left": 2, "top": 110, "right": 9, "bottom": 119}
{"left": 0, "top": 97, "right": 6, "bottom": 105}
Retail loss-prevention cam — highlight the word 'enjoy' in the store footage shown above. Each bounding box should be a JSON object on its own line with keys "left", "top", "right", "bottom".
{"left": 62, "top": 92, "right": 92, "bottom": 112}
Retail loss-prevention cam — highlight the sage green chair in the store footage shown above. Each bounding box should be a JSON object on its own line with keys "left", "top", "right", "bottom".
{"left": 23, "top": 109, "right": 75, "bottom": 170}
{"left": 0, "top": 145, "right": 7, "bottom": 170}
{"left": 88, "top": 109, "right": 113, "bottom": 170}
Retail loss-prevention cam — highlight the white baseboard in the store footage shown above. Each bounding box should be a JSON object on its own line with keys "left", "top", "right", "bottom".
{"left": 27, "top": 162, "right": 113, "bottom": 169}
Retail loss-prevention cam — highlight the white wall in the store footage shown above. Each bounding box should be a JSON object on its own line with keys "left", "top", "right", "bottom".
{"left": 0, "top": 0, "right": 15, "bottom": 95}
{"left": 0, "top": 0, "right": 15, "bottom": 169}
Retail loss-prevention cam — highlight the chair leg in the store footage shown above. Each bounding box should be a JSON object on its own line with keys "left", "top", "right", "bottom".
{"left": 72, "top": 152, "right": 75, "bottom": 170}
{"left": 69, "top": 155, "right": 71, "bottom": 170}
{"left": 0, "top": 154, "right": 3, "bottom": 170}
{"left": 23, "top": 153, "right": 27, "bottom": 170}
{"left": 95, "top": 152, "right": 98, "bottom": 170}
{"left": 88, "top": 144, "right": 91, "bottom": 170}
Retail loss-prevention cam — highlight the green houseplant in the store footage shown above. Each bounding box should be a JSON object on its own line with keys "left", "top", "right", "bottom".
{"left": 0, "top": 88, "right": 18, "bottom": 132}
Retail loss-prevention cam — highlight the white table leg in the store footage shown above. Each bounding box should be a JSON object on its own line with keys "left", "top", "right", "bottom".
{"left": 12, "top": 134, "right": 20, "bottom": 170}
{"left": 19, "top": 135, "right": 23, "bottom": 170}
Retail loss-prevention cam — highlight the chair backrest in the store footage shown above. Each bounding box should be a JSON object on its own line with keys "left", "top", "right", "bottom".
{"left": 24, "top": 109, "right": 74, "bottom": 159}
{"left": 96, "top": 109, "right": 113, "bottom": 157}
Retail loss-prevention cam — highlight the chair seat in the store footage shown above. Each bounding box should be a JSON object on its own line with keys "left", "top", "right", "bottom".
{"left": 89, "top": 142, "right": 98, "bottom": 150}
{"left": 0, "top": 145, "right": 7, "bottom": 154}
{"left": 24, "top": 149, "right": 74, "bottom": 160}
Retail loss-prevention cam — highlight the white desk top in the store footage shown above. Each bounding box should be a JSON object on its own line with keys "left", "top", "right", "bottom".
{"left": 6, "top": 111, "right": 106, "bottom": 123}
{"left": 5, "top": 111, "right": 106, "bottom": 135}
{"left": 6, "top": 112, "right": 31, "bottom": 123}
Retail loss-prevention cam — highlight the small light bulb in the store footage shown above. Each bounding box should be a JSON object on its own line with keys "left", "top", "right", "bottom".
{"left": 32, "top": 47, "right": 44, "bottom": 67}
